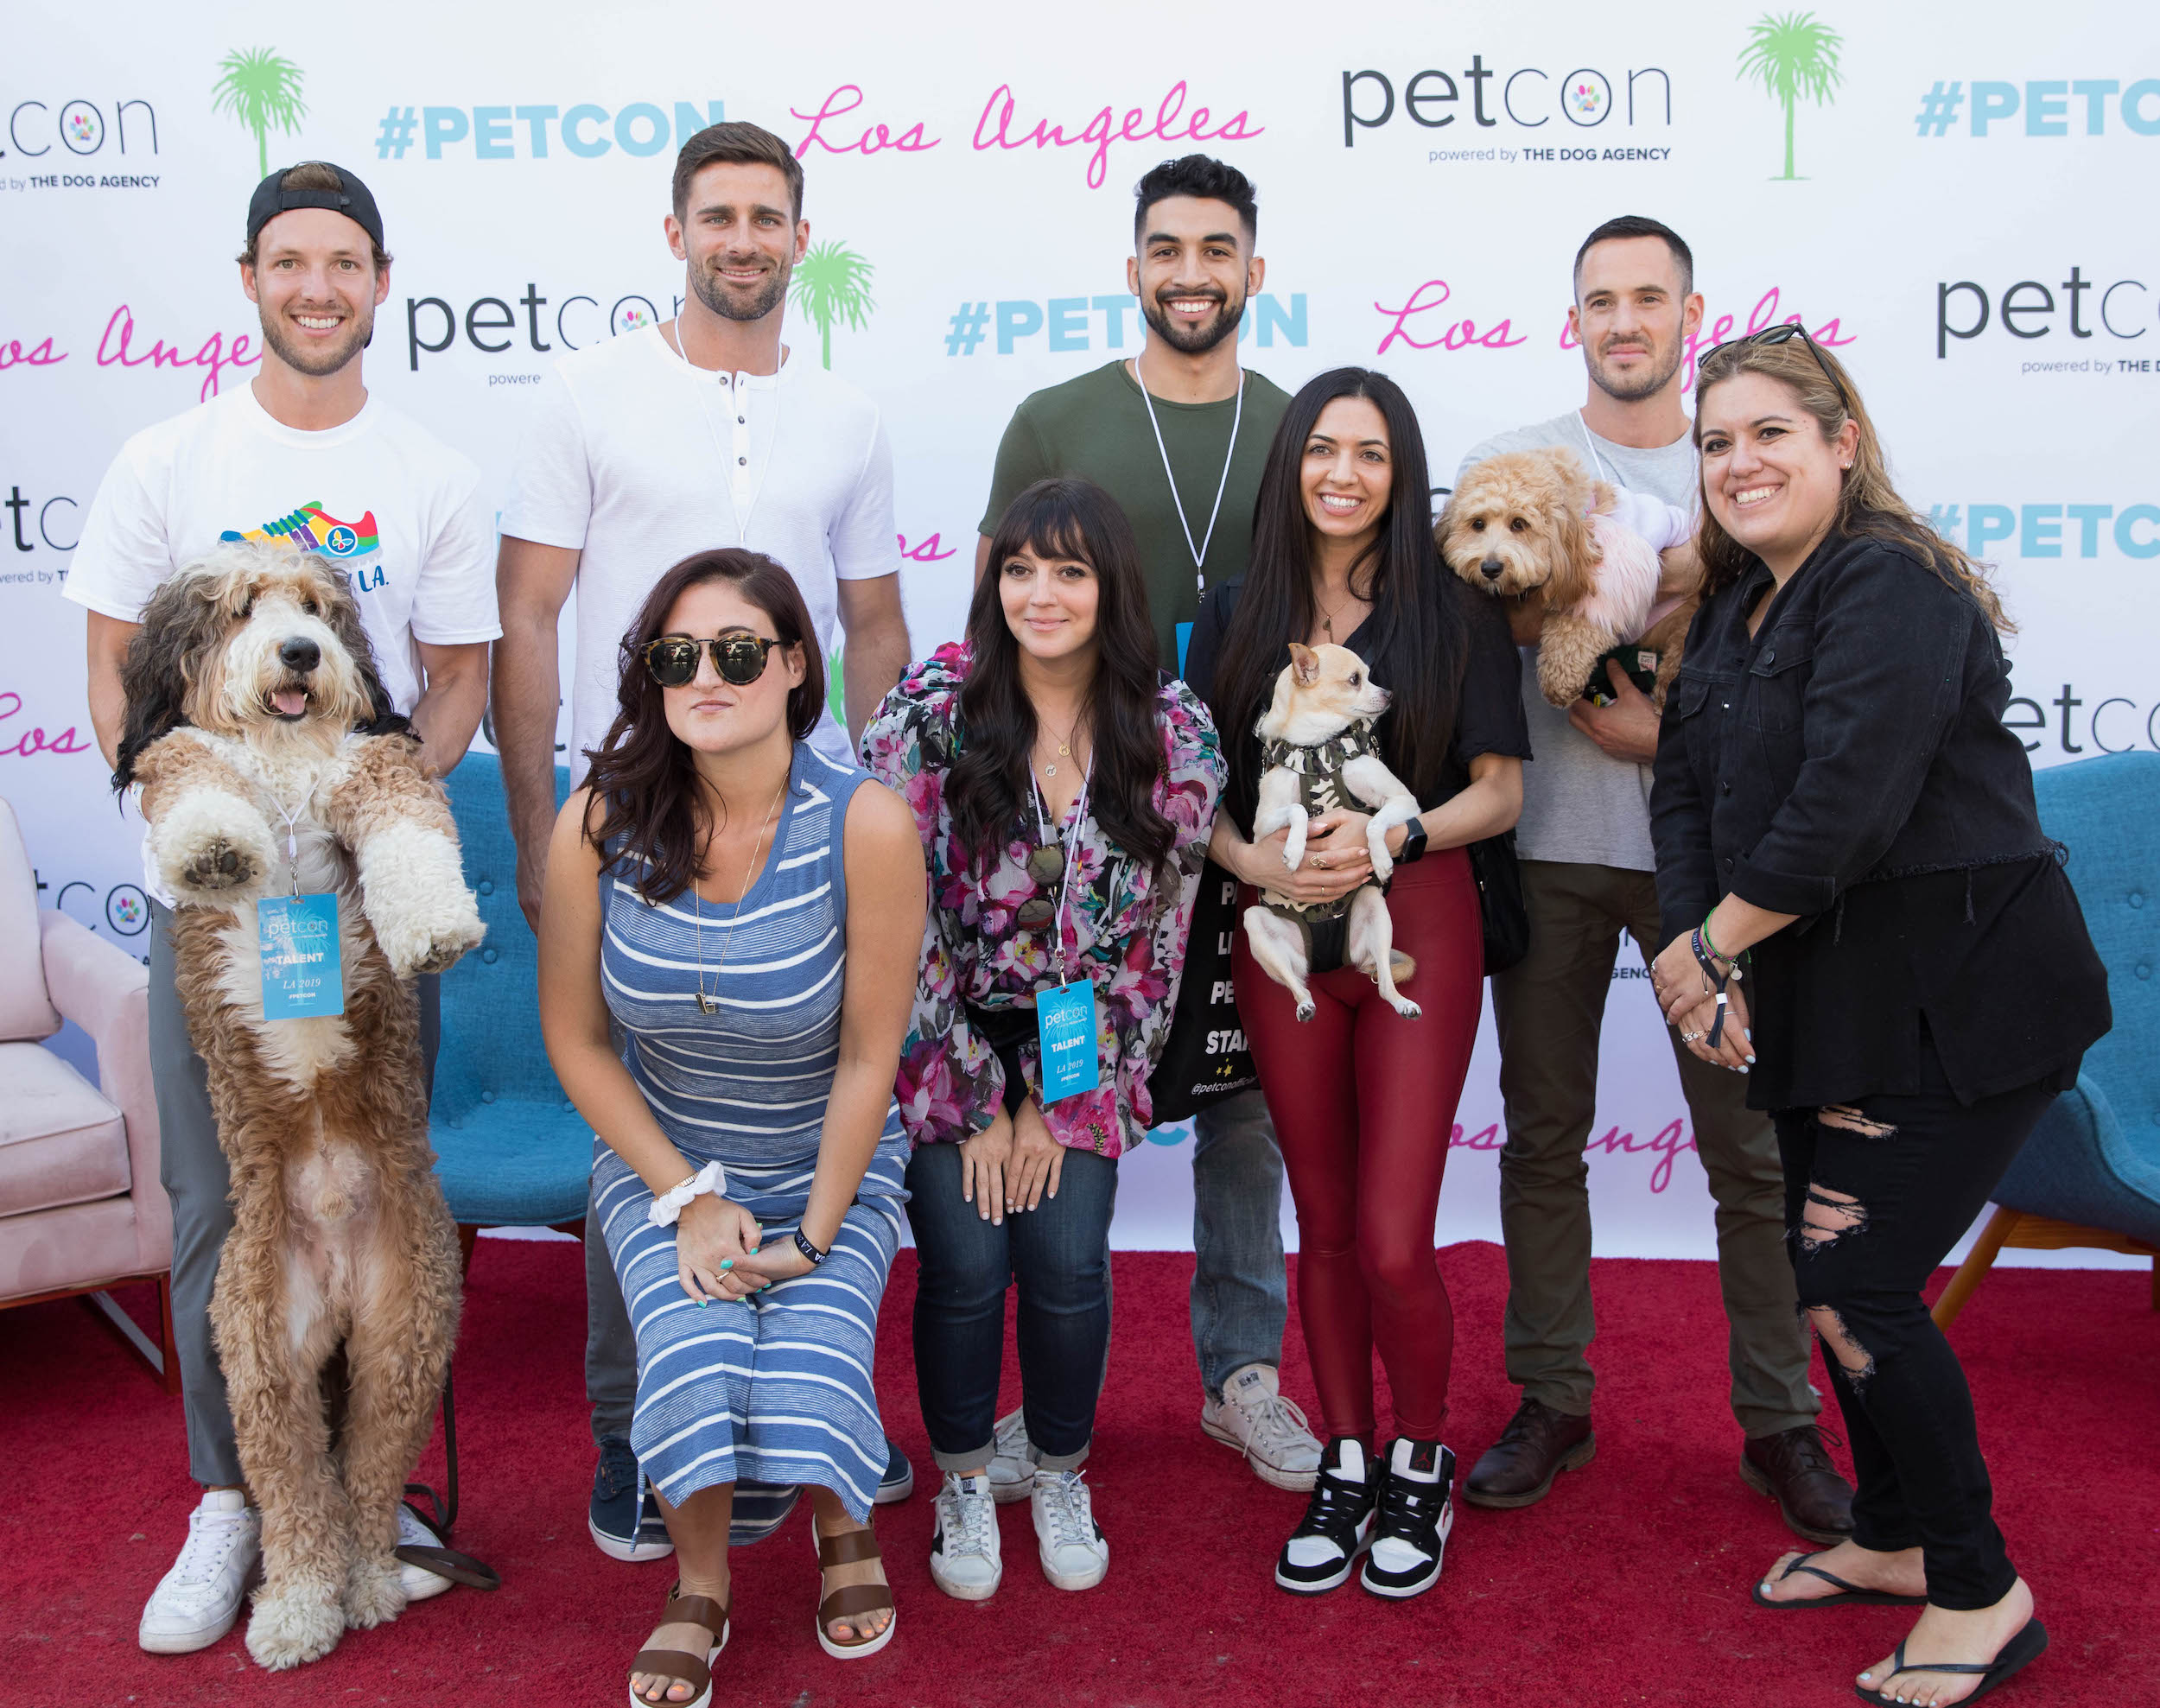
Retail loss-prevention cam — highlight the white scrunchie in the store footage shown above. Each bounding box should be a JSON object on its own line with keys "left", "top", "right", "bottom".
{"left": 646, "top": 1159, "right": 728, "bottom": 1229}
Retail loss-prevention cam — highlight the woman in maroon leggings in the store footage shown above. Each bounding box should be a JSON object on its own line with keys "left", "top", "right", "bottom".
{"left": 1185, "top": 368, "right": 1526, "bottom": 1601}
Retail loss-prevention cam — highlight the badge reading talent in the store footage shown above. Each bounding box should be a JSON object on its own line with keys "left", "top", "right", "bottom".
{"left": 257, "top": 893, "right": 344, "bottom": 1020}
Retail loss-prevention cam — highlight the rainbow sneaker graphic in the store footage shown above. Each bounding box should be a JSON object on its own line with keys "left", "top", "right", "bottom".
{"left": 221, "top": 501, "right": 379, "bottom": 560}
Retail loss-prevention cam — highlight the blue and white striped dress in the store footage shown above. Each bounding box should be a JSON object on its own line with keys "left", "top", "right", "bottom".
{"left": 593, "top": 742, "right": 909, "bottom": 1523}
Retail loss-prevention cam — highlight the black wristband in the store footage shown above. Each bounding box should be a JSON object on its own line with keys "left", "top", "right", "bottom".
{"left": 793, "top": 1228, "right": 828, "bottom": 1267}
{"left": 1395, "top": 816, "right": 1428, "bottom": 865}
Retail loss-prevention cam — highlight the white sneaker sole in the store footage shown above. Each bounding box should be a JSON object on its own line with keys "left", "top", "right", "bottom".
{"left": 1359, "top": 1504, "right": 1453, "bottom": 1600}
{"left": 588, "top": 1514, "right": 677, "bottom": 1563}
{"left": 1039, "top": 1543, "right": 1109, "bottom": 1592}
{"left": 1201, "top": 1408, "right": 1322, "bottom": 1492}
{"left": 1274, "top": 1512, "right": 1374, "bottom": 1595}
{"left": 138, "top": 1609, "right": 245, "bottom": 1655}
{"left": 929, "top": 1555, "right": 1004, "bottom": 1602}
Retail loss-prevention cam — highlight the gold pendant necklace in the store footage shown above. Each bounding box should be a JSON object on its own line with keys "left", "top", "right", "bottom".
{"left": 692, "top": 778, "right": 788, "bottom": 1016}
{"left": 1039, "top": 709, "right": 1084, "bottom": 780}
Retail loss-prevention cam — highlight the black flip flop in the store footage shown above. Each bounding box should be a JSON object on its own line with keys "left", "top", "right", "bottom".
{"left": 1753, "top": 1551, "right": 1927, "bottom": 1610}
{"left": 1852, "top": 1618, "right": 2049, "bottom": 1705}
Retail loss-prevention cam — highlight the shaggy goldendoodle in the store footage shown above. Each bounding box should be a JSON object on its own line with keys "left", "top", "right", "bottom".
{"left": 1438, "top": 445, "right": 1697, "bottom": 710}
{"left": 114, "top": 540, "right": 482, "bottom": 1670}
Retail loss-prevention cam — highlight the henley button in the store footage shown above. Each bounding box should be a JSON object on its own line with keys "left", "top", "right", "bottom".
{"left": 477, "top": 879, "right": 494, "bottom": 896}
{"left": 481, "top": 947, "right": 499, "bottom": 964}
{"left": 480, "top": 1089, "right": 496, "bottom": 1104}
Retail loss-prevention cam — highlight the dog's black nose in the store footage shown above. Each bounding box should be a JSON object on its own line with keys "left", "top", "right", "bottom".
{"left": 1479, "top": 556, "right": 1504, "bottom": 580}
{"left": 278, "top": 637, "right": 321, "bottom": 672}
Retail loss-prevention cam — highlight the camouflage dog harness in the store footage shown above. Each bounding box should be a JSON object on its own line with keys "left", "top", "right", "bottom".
{"left": 1255, "top": 715, "right": 1383, "bottom": 975}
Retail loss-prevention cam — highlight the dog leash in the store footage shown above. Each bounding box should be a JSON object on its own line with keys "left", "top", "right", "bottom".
{"left": 397, "top": 1370, "right": 502, "bottom": 1591}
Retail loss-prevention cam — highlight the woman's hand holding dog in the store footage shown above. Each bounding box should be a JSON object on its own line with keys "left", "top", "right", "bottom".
{"left": 1231, "top": 812, "right": 1373, "bottom": 905}
{"left": 675, "top": 1191, "right": 766, "bottom": 1303}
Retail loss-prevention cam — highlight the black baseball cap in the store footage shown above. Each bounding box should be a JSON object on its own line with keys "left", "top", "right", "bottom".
{"left": 246, "top": 162, "right": 384, "bottom": 251}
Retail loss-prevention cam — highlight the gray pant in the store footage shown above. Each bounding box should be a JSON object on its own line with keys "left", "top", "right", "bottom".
{"left": 580, "top": 1083, "right": 1294, "bottom": 1435}
{"left": 151, "top": 900, "right": 440, "bottom": 1489}
{"left": 1488, "top": 860, "right": 1815, "bottom": 1437}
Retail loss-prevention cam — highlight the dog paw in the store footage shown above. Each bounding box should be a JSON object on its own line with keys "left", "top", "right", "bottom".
{"left": 1388, "top": 997, "right": 1424, "bottom": 1019}
{"left": 181, "top": 836, "right": 259, "bottom": 892}
{"left": 246, "top": 1582, "right": 346, "bottom": 1670}
{"left": 1294, "top": 1000, "right": 1316, "bottom": 1023}
{"left": 1369, "top": 848, "right": 1394, "bottom": 885}
{"left": 342, "top": 1554, "right": 407, "bottom": 1629}
{"left": 377, "top": 897, "right": 485, "bottom": 981}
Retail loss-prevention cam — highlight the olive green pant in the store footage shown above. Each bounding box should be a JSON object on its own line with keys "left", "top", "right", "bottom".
{"left": 1489, "top": 860, "right": 1816, "bottom": 1438}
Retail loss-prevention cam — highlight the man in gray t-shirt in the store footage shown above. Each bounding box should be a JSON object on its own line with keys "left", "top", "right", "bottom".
{"left": 1452, "top": 219, "right": 1853, "bottom": 1544}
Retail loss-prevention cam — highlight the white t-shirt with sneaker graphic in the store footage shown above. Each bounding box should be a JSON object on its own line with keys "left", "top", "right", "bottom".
{"left": 67, "top": 382, "right": 499, "bottom": 901}
{"left": 67, "top": 383, "right": 500, "bottom": 711}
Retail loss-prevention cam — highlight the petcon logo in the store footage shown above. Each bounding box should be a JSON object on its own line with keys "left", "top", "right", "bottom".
{"left": 1342, "top": 55, "right": 1674, "bottom": 149}
{"left": 373, "top": 100, "right": 727, "bottom": 162}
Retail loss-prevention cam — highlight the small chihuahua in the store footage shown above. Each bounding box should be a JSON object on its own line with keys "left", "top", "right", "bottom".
{"left": 1242, "top": 642, "right": 1422, "bottom": 1022}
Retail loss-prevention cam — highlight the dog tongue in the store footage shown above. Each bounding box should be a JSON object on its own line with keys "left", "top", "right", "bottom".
{"left": 272, "top": 689, "right": 308, "bottom": 717}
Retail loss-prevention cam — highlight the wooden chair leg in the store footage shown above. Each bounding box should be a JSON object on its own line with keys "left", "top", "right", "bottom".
{"left": 1934, "top": 1205, "right": 2021, "bottom": 1330}
{"left": 157, "top": 1273, "right": 181, "bottom": 1396}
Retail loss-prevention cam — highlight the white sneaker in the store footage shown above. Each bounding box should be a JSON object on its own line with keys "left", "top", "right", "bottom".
{"left": 986, "top": 1406, "right": 1035, "bottom": 1504}
{"left": 1201, "top": 1363, "right": 1324, "bottom": 1491}
{"left": 928, "top": 1473, "right": 1003, "bottom": 1601}
{"left": 138, "top": 1489, "right": 261, "bottom": 1654}
{"left": 396, "top": 1504, "right": 455, "bottom": 1603}
{"left": 1030, "top": 1469, "right": 1109, "bottom": 1591}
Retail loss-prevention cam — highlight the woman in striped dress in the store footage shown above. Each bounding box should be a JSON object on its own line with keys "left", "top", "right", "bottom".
{"left": 540, "top": 548, "right": 924, "bottom": 1705}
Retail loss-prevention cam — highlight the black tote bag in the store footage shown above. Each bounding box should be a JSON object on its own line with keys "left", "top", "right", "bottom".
{"left": 1147, "top": 858, "right": 1260, "bottom": 1126}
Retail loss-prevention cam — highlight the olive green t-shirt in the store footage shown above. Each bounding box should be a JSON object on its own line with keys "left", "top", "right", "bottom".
{"left": 979, "top": 359, "right": 1292, "bottom": 676}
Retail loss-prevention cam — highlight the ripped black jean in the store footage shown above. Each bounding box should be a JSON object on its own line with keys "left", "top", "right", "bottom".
{"left": 1773, "top": 1051, "right": 2058, "bottom": 1610}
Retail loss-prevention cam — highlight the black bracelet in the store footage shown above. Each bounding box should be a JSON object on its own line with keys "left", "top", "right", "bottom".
{"left": 793, "top": 1228, "right": 828, "bottom": 1267}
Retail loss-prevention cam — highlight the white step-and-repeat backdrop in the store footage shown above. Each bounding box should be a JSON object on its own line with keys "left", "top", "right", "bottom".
{"left": 6, "top": 3, "right": 2151, "bottom": 1261}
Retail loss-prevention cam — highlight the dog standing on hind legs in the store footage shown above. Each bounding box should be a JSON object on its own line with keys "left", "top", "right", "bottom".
{"left": 115, "top": 540, "right": 482, "bottom": 1669}
{"left": 1242, "top": 642, "right": 1422, "bottom": 1022}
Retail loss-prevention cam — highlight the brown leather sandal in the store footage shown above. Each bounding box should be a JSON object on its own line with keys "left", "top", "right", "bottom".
{"left": 626, "top": 1582, "right": 728, "bottom": 1708}
{"left": 813, "top": 1522, "right": 897, "bottom": 1660}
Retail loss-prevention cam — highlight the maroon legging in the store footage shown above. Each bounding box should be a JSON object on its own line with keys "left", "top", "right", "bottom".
{"left": 1234, "top": 848, "right": 1483, "bottom": 1444}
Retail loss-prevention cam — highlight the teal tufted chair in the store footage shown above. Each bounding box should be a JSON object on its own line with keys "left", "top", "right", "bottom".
{"left": 432, "top": 752, "right": 590, "bottom": 1260}
{"left": 1934, "top": 750, "right": 2160, "bottom": 1326}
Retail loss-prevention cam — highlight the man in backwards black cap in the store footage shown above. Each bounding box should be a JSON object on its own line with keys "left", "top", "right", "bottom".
{"left": 69, "top": 162, "right": 499, "bottom": 1656}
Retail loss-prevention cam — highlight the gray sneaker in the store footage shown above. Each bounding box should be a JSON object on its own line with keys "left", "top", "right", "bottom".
{"left": 1201, "top": 1362, "right": 1323, "bottom": 1491}
{"left": 986, "top": 1406, "right": 1034, "bottom": 1504}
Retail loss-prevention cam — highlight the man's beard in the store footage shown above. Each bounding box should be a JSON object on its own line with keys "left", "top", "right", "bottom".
{"left": 258, "top": 301, "right": 370, "bottom": 378}
{"left": 691, "top": 254, "right": 791, "bottom": 324}
{"left": 1588, "top": 335, "right": 1682, "bottom": 402}
{"left": 1141, "top": 287, "right": 1244, "bottom": 355}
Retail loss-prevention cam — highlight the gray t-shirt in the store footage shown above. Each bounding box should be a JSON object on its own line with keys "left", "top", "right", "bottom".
{"left": 1455, "top": 410, "right": 1699, "bottom": 871}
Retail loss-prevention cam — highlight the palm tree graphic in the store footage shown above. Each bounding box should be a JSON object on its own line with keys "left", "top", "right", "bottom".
{"left": 1738, "top": 12, "right": 1844, "bottom": 181}
{"left": 213, "top": 48, "right": 308, "bottom": 181}
{"left": 791, "top": 242, "right": 876, "bottom": 371}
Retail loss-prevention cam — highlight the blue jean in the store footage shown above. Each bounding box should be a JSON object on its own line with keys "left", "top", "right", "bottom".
{"left": 1189, "top": 1087, "right": 1290, "bottom": 1396}
{"left": 906, "top": 1141, "right": 1118, "bottom": 1472}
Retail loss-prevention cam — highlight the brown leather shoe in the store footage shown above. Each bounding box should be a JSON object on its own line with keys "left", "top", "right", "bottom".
{"left": 1463, "top": 1397, "right": 1596, "bottom": 1509}
{"left": 1740, "top": 1425, "right": 1856, "bottom": 1544}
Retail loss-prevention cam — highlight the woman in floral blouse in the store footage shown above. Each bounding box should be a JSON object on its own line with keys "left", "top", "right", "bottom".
{"left": 861, "top": 476, "right": 1223, "bottom": 1603}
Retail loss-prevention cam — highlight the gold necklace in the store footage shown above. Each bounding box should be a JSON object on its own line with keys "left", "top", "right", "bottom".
{"left": 1037, "top": 708, "right": 1086, "bottom": 780}
{"left": 1316, "top": 582, "right": 1365, "bottom": 642}
{"left": 691, "top": 778, "right": 787, "bottom": 1016}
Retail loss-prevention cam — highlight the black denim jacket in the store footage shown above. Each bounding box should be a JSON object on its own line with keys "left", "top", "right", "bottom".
{"left": 1652, "top": 530, "right": 2108, "bottom": 1106}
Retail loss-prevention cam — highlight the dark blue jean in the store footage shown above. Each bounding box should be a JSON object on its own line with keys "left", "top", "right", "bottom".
{"left": 905, "top": 1140, "right": 1118, "bottom": 1472}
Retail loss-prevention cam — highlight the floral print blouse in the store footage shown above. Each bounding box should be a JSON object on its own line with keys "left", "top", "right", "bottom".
{"left": 861, "top": 643, "right": 1225, "bottom": 1159}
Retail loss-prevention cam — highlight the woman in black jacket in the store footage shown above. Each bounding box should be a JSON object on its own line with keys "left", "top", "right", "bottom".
{"left": 1648, "top": 327, "right": 2108, "bottom": 1708}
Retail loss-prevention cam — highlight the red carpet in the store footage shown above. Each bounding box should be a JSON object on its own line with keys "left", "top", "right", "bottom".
{"left": 4, "top": 1241, "right": 2154, "bottom": 1707}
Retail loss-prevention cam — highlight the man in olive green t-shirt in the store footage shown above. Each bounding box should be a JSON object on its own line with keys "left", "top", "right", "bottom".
{"left": 972, "top": 156, "right": 1319, "bottom": 1496}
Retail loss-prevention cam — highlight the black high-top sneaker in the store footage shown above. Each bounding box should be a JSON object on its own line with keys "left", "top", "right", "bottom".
{"left": 1274, "top": 1437, "right": 1379, "bottom": 1594}
{"left": 1359, "top": 1438, "right": 1455, "bottom": 1599}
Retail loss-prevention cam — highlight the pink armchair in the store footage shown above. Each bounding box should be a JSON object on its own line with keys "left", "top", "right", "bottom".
{"left": 0, "top": 796, "right": 175, "bottom": 1388}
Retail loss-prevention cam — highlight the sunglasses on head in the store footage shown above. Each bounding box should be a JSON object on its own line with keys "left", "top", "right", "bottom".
{"left": 641, "top": 631, "right": 783, "bottom": 689}
{"left": 1699, "top": 321, "right": 1849, "bottom": 410}
{"left": 1016, "top": 844, "right": 1066, "bottom": 930}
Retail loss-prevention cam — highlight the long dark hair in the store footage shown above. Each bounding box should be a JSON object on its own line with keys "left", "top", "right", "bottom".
{"left": 948, "top": 478, "right": 1175, "bottom": 873}
{"left": 582, "top": 548, "right": 826, "bottom": 905}
{"left": 1208, "top": 367, "right": 1465, "bottom": 829}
